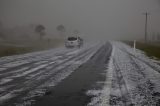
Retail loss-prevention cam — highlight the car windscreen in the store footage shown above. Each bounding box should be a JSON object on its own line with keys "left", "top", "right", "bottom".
{"left": 67, "top": 37, "right": 77, "bottom": 41}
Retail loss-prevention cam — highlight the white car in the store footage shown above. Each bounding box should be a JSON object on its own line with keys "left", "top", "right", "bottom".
{"left": 65, "top": 36, "right": 83, "bottom": 48}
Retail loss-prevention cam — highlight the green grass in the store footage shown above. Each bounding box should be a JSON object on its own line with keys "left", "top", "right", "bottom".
{"left": 0, "top": 46, "right": 33, "bottom": 57}
{"left": 0, "top": 39, "right": 64, "bottom": 57}
{"left": 124, "top": 41, "right": 160, "bottom": 59}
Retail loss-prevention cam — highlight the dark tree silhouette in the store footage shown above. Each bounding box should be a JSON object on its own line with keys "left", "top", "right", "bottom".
{"left": 56, "top": 25, "right": 66, "bottom": 37}
{"left": 0, "top": 21, "right": 5, "bottom": 39}
{"left": 35, "top": 24, "right": 45, "bottom": 40}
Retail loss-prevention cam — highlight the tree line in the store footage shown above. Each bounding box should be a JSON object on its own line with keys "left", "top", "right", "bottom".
{"left": 0, "top": 22, "right": 67, "bottom": 41}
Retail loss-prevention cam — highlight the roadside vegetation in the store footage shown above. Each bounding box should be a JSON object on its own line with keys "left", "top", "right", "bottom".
{"left": 0, "top": 22, "right": 68, "bottom": 57}
{"left": 0, "top": 21, "right": 84, "bottom": 57}
{"left": 124, "top": 41, "right": 160, "bottom": 59}
{"left": 0, "top": 39, "right": 64, "bottom": 57}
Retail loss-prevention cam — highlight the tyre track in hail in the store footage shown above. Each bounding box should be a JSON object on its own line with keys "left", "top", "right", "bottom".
{"left": 120, "top": 47, "right": 160, "bottom": 73}
{"left": 113, "top": 47, "right": 159, "bottom": 106}
{"left": 0, "top": 49, "right": 73, "bottom": 76}
{"left": 112, "top": 58, "right": 133, "bottom": 106}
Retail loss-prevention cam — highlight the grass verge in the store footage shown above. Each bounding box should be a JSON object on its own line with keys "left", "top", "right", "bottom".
{"left": 124, "top": 41, "right": 160, "bottom": 60}
{"left": 0, "top": 39, "right": 64, "bottom": 57}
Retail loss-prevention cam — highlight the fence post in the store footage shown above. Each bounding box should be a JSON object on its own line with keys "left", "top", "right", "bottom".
{"left": 133, "top": 40, "right": 136, "bottom": 52}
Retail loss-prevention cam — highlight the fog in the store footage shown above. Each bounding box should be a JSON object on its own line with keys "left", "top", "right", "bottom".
{"left": 0, "top": 0, "right": 160, "bottom": 41}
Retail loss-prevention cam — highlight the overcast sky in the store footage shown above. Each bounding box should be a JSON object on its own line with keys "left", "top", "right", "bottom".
{"left": 0, "top": 0, "right": 160, "bottom": 40}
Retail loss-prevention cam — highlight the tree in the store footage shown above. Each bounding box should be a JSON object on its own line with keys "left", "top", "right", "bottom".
{"left": 56, "top": 24, "right": 66, "bottom": 37}
{"left": 35, "top": 24, "right": 45, "bottom": 40}
{"left": 0, "top": 21, "right": 5, "bottom": 39}
{"left": 0, "top": 21, "right": 2, "bottom": 30}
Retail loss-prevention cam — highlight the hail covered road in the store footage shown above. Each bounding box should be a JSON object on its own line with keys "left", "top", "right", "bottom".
{"left": 0, "top": 42, "right": 112, "bottom": 106}
{"left": 1, "top": 41, "right": 160, "bottom": 106}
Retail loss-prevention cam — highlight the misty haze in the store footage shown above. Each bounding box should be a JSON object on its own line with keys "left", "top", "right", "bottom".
{"left": 0, "top": 0, "right": 160, "bottom": 106}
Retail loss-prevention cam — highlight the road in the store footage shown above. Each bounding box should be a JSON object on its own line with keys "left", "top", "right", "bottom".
{"left": 1, "top": 41, "right": 160, "bottom": 106}
{"left": 0, "top": 42, "right": 112, "bottom": 106}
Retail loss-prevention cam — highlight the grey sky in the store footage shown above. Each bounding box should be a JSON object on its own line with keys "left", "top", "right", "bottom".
{"left": 0, "top": 0, "right": 160, "bottom": 40}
